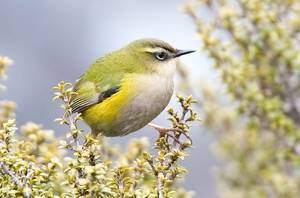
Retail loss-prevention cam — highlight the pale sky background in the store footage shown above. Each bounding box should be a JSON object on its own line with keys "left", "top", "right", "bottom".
{"left": 0, "top": 0, "right": 219, "bottom": 197}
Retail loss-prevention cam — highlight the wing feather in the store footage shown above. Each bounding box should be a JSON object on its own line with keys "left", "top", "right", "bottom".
{"left": 71, "top": 79, "right": 120, "bottom": 113}
{"left": 71, "top": 55, "right": 124, "bottom": 113}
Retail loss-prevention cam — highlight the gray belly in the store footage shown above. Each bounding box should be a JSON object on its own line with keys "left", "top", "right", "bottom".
{"left": 101, "top": 75, "right": 174, "bottom": 136}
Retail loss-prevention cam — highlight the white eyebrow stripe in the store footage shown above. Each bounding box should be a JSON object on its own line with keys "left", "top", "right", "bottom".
{"left": 143, "top": 47, "right": 167, "bottom": 53}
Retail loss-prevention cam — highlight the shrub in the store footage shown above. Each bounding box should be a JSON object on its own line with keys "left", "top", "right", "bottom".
{"left": 0, "top": 56, "right": 198, "bottom": 197}
{"left": 185, "top": 0, "right": 300, "bottom": 197}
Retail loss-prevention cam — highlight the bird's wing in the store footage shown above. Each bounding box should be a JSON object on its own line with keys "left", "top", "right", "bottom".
{"left": 70, "top": 51, "right": 129, "bottom": 114}
{"left": 70, "top": 76, "right": 121, "bottom": 113}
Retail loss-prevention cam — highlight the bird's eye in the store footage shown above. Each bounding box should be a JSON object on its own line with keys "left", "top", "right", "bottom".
{"left": 155, "top": 52, "right": 168, "bottom": 61}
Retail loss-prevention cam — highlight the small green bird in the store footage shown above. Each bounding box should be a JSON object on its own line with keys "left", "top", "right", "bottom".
{"left": 71, "top": 38, "right": 195, "bottom": 137}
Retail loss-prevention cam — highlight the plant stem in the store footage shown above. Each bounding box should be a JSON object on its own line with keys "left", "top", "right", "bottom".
{"left": 157, "top": 173, "right": 164, "bottom": 198}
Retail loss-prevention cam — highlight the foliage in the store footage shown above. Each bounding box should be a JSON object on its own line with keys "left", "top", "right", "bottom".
{"left": 185, "top": 0, "right": 300, "bottom": 197}
{"left": 0, "top": 56, "right": 197, "bottom": 197}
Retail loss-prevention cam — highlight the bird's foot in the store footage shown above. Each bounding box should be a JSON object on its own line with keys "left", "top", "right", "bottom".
{"left": 148, "top": 123, "right": 184, "bottom": 146}
{"left": 148, "top": 123, "right": 173, "bottom": 137}
{"left": 148, "top": 123, "right": 193, "bottom": 147}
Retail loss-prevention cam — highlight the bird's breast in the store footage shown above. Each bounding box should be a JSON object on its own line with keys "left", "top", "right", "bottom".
{"left": 116, "top": 74, "right": 174, "bottom": 135}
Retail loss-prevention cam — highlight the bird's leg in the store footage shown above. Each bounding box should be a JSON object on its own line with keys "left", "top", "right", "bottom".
{"left": 148, "top": 123, "right": 193, "bottom": 147}
{"left": 148, "top": 123, "right": 173, "bottom": 137}
{"left": 148, "top": 123, "right": 184, "bottom": 146}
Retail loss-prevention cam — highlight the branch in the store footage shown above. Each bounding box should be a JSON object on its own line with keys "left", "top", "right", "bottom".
{"left": 0, "top": 161, "right": 31, "bottom": 198}
{"left": 0, "top": 161, "right": 21, "bottom": 185}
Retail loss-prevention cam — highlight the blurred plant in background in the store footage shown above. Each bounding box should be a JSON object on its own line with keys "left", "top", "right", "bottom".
{"left": 0, "top": 56, "right": 63, "bottom": 197}
{"left": 184, "top": 0, "right": 300, "bottom": 197}
{"left": 0, "top": 56, "right": 197, "bottom": 197}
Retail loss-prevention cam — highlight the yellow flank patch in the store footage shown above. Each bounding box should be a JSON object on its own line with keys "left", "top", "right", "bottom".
{"left": 81, "top": 75, "right": 136, "bottom": 126}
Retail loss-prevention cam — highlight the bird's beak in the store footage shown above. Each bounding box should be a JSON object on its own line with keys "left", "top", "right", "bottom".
{"left": 173, "top": 49, "right": 196, "bottom": 58}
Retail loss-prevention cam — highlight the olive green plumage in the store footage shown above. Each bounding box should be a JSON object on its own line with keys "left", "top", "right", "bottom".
{"left": 70, "top": 38, "right": 195, "bottom": 136}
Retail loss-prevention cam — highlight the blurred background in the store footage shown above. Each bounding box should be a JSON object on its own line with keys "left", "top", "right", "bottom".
{"left": 0, "top": 0, "right": 218, "bottom": 197}
{"left": 2, "top": 1, "right": 300, "bottom": 197}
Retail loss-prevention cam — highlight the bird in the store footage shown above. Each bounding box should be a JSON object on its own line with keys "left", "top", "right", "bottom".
{"left": 70, "top": 38, "right": 195, "bottom": 137}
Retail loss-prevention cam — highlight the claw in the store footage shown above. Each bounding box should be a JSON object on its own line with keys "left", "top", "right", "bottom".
{"left": 148, "top": 123, "right": 188, "bottom": 147}
{"left": 148, "top": 123, "right": 172, "bottom": 137}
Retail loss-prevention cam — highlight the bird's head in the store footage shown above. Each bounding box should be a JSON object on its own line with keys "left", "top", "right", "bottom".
{"left": 119, "top": 38, "right": 195, "bottom": 77}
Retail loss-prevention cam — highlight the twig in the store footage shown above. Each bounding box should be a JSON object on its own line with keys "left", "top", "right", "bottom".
{"left": 0, "top": 161, "right": 21, "bottom": 186}
{"left": 0, "top": 161, "right": 32, "bottom": 198}
{"left": 157, "top": 173, "right": 164, "bottom": 198}
{"left": 22, "top": 164, "right": 34, "bottom": 198}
